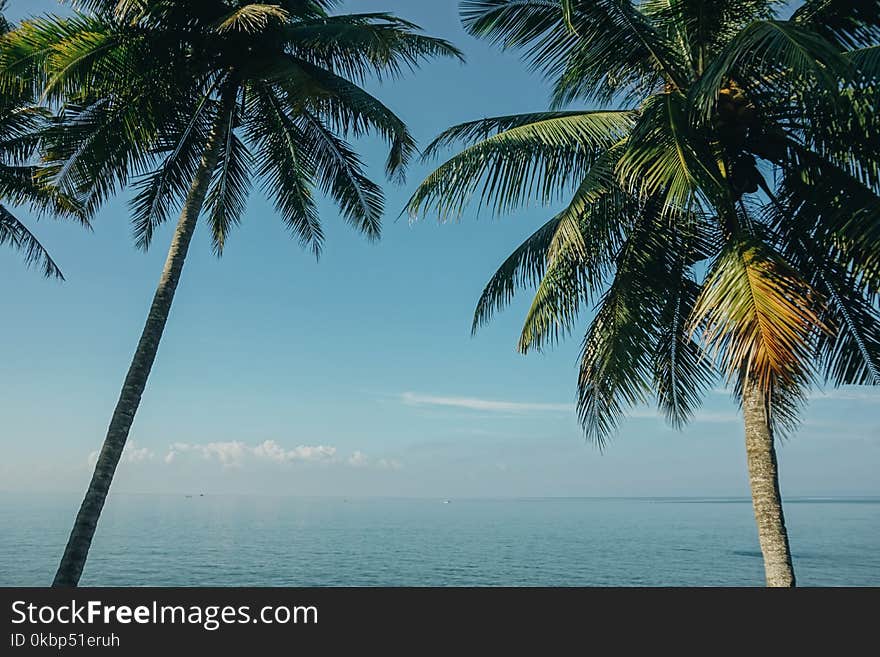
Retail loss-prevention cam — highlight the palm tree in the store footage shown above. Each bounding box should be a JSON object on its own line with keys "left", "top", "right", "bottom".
{"left": 0, "top": 1, "right": 78, "bottom": 278}
{"left": 408, "top": 0, "right": 880, "bottom": 586}
{"left": 4, "top": 0, "right": 461, "bottom": 587}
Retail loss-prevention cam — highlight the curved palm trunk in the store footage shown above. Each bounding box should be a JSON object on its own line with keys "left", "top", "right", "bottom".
{"left": 742, "top": 378, "right": 796, "bottom": 587}
{"left": 52, "top": 126, "right": 225, "bottom": 587}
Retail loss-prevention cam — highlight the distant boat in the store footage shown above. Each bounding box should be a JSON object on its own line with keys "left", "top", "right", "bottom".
{"left": 442, "top": 499, "right": 451, "bottom": 504}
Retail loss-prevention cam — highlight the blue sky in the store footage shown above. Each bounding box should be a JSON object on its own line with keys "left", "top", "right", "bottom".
{"left": 1, "top": 0, "right": 878, "bottom": 498}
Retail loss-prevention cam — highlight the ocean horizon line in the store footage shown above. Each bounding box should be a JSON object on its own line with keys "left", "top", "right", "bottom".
{"left": 2, "top": 490, "right": 878, "bottom": 502}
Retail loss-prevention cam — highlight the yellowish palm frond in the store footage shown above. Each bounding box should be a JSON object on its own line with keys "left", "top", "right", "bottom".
{"left": 690, "top": 240, "right": 828, "bottom": 391}
{"left": 215, "top": 4, "right": 290, "bottom": 34}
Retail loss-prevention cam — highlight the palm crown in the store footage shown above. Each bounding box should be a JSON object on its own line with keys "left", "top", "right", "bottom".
{"left": 409, "top": 0, "right": 880, "bottom": 444}
{"left": 5, "top": 0, "right": 462, "bottom": 255}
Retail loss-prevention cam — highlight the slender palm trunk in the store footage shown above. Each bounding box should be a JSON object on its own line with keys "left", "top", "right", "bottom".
{"left": 742, "top": 377, "right": 796, "bottom": 587}
{"left": 52, "top": 125, "right": 225, "bottom": 587}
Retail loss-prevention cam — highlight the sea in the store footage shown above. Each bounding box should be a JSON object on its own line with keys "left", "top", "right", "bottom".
{"left": 1, "top": 494, "right": 878, "bottom": 586}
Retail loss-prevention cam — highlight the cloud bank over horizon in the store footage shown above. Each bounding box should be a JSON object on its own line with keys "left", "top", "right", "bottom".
{"left": 88, "top": 440, "right": 402, "bottom": 471}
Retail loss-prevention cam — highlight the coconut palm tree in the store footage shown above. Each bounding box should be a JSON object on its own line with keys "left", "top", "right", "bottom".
{"left": 0, "top": 1, "right": 78, "bottom": 278}
{"left": 408, "top": 0, "right": 880, "bottom": 586}
{"left": 3, "top": 0, "right": 461, "bottom": 586}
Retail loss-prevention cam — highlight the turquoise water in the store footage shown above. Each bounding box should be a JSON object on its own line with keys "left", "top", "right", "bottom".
{"left": 1, "top": 494, "right": 878, "bottom": 586}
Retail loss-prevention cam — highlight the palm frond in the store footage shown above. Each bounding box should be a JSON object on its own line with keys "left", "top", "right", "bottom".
{"left": 689, "top": 231, "right": 823, "bottom": 393}
{"left": 575, "top": 210, "right": 672, "bottom": 446}
{"left": 653, "top": 251, "right": 715, "bottom": 429}
{"left": 268, "top": 56, "right": 416, "bottom": 180}
{"left": 215, "top": 4, "right": 290, "bottom": 34}
{"left": 204, "top": 102, "right": 252, "bottom": 255}
{"left": 130, "top": 80, "right": 218, "bottom": 249}
{"left": 792, "top": 0, "right": 880, "bottom": 49}
{"left": 472, "top": 212, "right": 563, "bottom": 332}
{"left": 551, "top": 0, "right": 687, "bottom": 105}
{"left": 245, "top": 85, "right": 322, "bottom": 255}
{"left": 461, "top": 0, "right": 683, "bottom": 106}
{"left": 642, "top": 0, "right": 780, "bottom": 73}
{"left": 285, "top": 12, "right": 463, "bottom": 82}
{"left": 0, "top": 204, "right": 63, "bottom": 278}
{"left": 298, "top": 109, "right": 382, "bottom": 239}
{"left": 765, "top": 174, "right": 880, "bottom": 386}
{"left": 811, "top": 256, "right": 880, "bottom": 386}
{"left": 692, "top": 19, "right": 853, "bottom": 119}
{"left": 517, "top": 242, "right": 588, "bottom": 353}
{"left": 617, "top": 92, "right": 726, "bottom": 213}
{"left": 849, "top": 44, "right": 880, "bottom": 81}
{"left": 409, "top": 110, "right": 633, "bottom": 220}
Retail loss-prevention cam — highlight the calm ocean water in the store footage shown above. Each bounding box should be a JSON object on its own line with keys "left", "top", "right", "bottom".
{"left": 1, "top": 494, "right": 878, "bottom": 586}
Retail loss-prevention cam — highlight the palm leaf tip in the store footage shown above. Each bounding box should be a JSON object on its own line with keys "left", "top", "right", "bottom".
{"left": 0, "top": 205, "right": 64, "bottom": 279}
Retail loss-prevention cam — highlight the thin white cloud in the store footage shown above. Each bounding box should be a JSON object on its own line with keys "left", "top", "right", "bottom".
{"left": 401, "top": 392, "right": 738, "bottom": 423}
{"left": 166, "top": 441, "right": 249, "bottom": 467}
{"left": 87, "top": 442, "right": 155, "bottom": 467}
{"left": 346, "top": 451, "right": 403, "bottom": 470}
{"left": 629, "top": 408, "right": 739, "bottom": 423}
{"left": 252, "top": 440, "right": 337, "bottom": 463}
{"left": 714, "top": 386, "right": 880, "bottom": 403}
{"left": 809, "top": 387, "right": 880, "bottom": 402}
{"left": 157, "top": 441, "right": 399, "bottom": 470}
{"left": 401, "top": 392, "right": 571, "bottom": 413}
{"left": 165, "top": 440, "right": 336, "bottom": 467}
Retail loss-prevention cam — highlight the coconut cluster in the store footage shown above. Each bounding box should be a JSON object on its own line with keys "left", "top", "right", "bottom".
{"left": 714, "top": 82, "right": 767, "bottom": 197}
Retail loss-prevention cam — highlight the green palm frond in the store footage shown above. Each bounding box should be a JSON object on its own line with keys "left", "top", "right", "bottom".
{"left": 471, "top": 169, "right": 632, "bottom": 338}
{"left": 810, "top": 255, "right": 880, "bottom": 386}
{"left": 764, "top": 171, "right": 880, "bottom": 385}
{"left": 43, "top": 93, "right": 159, "bottom": 214}
{"left": 245, "top": 85, "right": 322, "bottom": 255}
{"left": 551, "top": 0, "right": 686, "bottom": 105}
{"left": 409, "top": 110, "right": 633, "bottom": 220}
{"left": 461, "top": 0, "right": 684, "bottom": 106}
{"left": 3, "top": 12, "right": 145, "bottom": 106}
{"left": 792, "top": 0, "right": 880, "bottom": 49}
{"left": 269, "top": 56, "right": 416, "bottom": 180}
{"left": 472, "top": 212, "right": 563, "bottom": 332}
{"left": 0, "top": 106, "right": 45, "bottom": 162}
{"left": 780, "top": 134, "right": 879, "bottom": 211}
{"left": 204, "top": 102, "right": 253, "bottom": 255}
{"left": 849, "top": 44, "right": 880, "bottom": 79}
{"left": 642, "top": 0, "right": 779, "bottom": 73}
{"left": 575, "top": 211, "right": 673, "bottom": 446}
{"left": 654, "top": 264, "right": 715, "bottom": 428}
{"left": 130, "top": 82, "right": 219, "bottom": 249}
{"left": 516, "top": 241, "right": 588, "bottom": 353}
{"left": 461, "top": 0, "right": 564, "bottom": 43}
{"left": 286, "top": 13, "right": 463, "bottom": 82}
{"left": 577, "top": 288, "right": 657, "bottom": 447}
{"left": 298, "top": 109, "right": 382, "bottom": 239}
{"left": 616, "top": 92, "right": 726, "bottom": 213}
{"left": 692, "top": 19, "right": 852, "bottom": 118}
{"left": 543, "top": 148, "right": 621, "bottom": 260}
